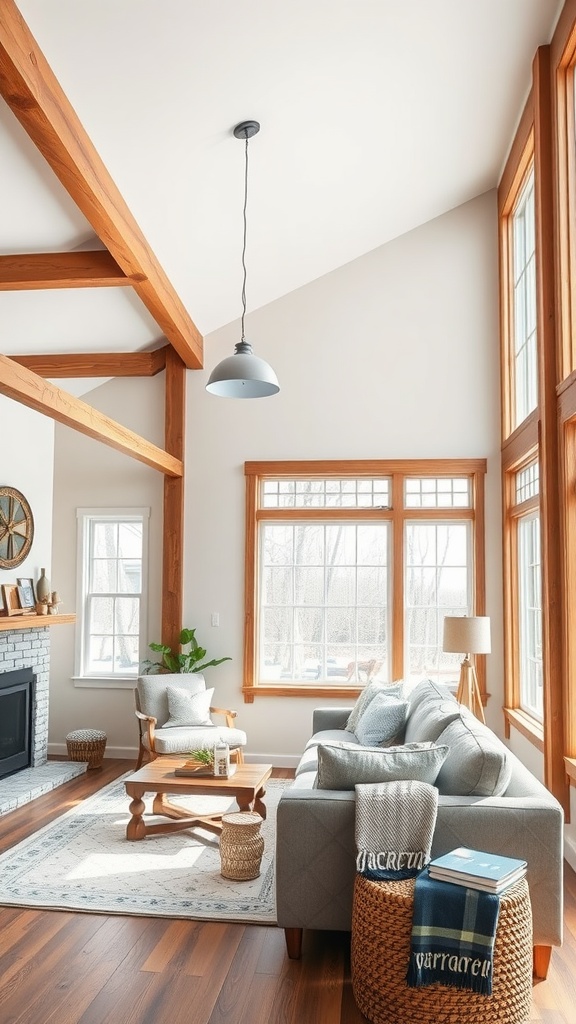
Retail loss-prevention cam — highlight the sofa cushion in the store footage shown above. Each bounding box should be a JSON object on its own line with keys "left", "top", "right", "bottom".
{"left": 435, "top": 714, "right": 513, "bottom": 796}
{"left": 146, "top": 725, "right": 247, "bottom": 754}
{"left": 406, "top": 678, "right": 457, "bottom": 711}
{"left": 165, "top": 686, "right": 214, "bottom": 727}
{"left": 403, "top": 698, "right": 462, "bottom": 744}
{"left": 315, "top": 741, "right": 449, "bottom": 791}
{"left": 346, "top": 680, "right": 405, "bottom": 733}
{"left": 354, "top": 693, "right": 409, "bottom": 746}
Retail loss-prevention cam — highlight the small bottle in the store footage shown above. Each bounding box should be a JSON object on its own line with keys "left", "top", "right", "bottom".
{"left": 213, "top": 738, "right": 230, "bottom": 778}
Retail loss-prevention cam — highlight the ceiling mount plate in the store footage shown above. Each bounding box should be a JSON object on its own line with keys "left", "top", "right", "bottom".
{"left": 234, "top": 120, "right": 260, "bottom": 140}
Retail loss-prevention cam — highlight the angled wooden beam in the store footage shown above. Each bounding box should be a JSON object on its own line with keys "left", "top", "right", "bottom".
{"left": 11, "top": 348, "right": 168, "bottom": 378}
{"left": 162, "top": 347, "right": 186, "bottom": 651}
{"left": 0, "top": 354, "right": 182, "bottom": 477}
{"left": 0, "top": 0, "right": 203, "bottom": 368}
{"left": 0, "top": 250, "right": 130, "bottom": 290}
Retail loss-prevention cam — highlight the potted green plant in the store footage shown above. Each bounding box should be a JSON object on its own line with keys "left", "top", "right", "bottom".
{"left": 141, "top": 627, "right": 231, "bottom": 674}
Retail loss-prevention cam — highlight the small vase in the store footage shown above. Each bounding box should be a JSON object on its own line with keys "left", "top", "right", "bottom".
{"left": 36, "top": 569, "right": 51, "bottom": 604}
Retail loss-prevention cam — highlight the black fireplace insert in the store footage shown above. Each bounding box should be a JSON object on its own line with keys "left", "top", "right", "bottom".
{"left": 0, "top": 667, "right": 35, "bottom": 780}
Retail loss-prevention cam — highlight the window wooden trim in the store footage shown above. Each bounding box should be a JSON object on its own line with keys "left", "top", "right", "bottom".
{"left": 243, "top": 459, "right": 487, "bottom": 702}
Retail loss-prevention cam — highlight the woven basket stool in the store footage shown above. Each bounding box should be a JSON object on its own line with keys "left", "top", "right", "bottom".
{"left": 65, "top": 729, "right": 107, "bottom": 770}
{"left": 351, "top": 874, "right": 533, "bottom": 1024}
{"left": 219, "top": 811, "right": 264, "bottom": 880}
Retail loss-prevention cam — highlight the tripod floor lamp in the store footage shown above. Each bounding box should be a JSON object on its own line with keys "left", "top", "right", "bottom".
{"left": 442, "top": 615, "right": 491, "bottom": 723}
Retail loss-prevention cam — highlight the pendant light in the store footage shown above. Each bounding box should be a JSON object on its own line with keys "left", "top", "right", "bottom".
{"left": 206, "top": 120, "right": 280, "bottom": 398}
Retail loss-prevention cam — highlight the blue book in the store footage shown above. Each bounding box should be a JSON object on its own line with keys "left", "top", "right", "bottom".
{"left": 428, "top": 847, "right": 527, "bottom": 892}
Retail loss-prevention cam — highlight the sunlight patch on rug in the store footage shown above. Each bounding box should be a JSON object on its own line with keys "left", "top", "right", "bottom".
{"left": 0, "top": 774, "right": 289, "bottom": 924}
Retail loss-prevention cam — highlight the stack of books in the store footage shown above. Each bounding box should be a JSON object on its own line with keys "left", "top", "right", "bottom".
{"left": 428, "top": 847, "right": 527, "bottom": 893}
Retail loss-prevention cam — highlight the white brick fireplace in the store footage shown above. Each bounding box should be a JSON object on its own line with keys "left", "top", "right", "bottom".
{"left": 0, "top": 624, "right": 50, "bottom": 765}
{"left": 0, "top": 621, "right": 85, "bottom": 815}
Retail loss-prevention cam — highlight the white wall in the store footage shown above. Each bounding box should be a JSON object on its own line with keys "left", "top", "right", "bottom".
{"left": 185, "top": 189, "right": 503, "bottom": 760}
{"left": 49, "top": 375, "right": 164, "bottom": 754}
{"left": 49, "top": 189, "right": 503, "bottom": 762}
{"left": 0, "top": 395, "right": 55, "bottom": 592}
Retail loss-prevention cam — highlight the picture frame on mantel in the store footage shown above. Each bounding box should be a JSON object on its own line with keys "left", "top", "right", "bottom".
{"left": 1, "top": 583, "right": 26, "bottom": 616}
{"left": 17, "top": 577, "right": 35, "bottom": 609}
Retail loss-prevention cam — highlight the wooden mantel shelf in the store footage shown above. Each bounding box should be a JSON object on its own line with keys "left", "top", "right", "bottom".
{"left": 0, "top": 613, "right": 76, "bottom": 632}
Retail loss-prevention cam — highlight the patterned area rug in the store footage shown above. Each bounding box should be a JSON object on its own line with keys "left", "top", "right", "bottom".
{"left": 0, "top": 774, "right": 289, "bottom": 924}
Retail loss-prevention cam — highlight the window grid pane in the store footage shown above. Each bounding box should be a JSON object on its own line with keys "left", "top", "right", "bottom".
{"left": 404, "top": 478, "right": 471, "bottom": 509}
{"left": 518, "top": 514, "right": 543, "bottom": 720}
{"left": 261, "top": 478, "right": 391, "bottom": 509}
{"left": 512, "top": 170, "right": 538, "bottom": 427}
{"left": 404, "top": 521, "right": 471, "bottom": 685}
{"left": 515, "top": 462, "right": 539, "bottom": 504}
{"left": 259, "top": 521, "right": 390, "bottom": 683}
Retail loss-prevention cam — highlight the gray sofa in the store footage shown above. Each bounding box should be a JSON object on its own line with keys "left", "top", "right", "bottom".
{"left": 275, "top": 679, "right": 564, "bottom": 977}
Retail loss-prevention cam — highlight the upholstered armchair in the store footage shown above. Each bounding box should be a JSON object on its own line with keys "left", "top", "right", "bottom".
{"left": 134, "top": 673, "right": 247, "bottom": 770}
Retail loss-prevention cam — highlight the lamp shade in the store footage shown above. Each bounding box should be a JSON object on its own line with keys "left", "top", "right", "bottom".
{"left": 206, "top": 341, "right": 280, "bottom": 399}
{"left": 442, "top": 615, "right": 491, "bottom": 655}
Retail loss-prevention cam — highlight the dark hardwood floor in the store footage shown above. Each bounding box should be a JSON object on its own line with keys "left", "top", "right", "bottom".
{"left": 0, "top": 759, "right": 575, "bottom": 1023}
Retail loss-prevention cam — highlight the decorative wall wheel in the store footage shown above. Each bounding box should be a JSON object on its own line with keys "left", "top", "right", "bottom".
{"left": 0, "top": 486, "right": 34, "bottom": 568}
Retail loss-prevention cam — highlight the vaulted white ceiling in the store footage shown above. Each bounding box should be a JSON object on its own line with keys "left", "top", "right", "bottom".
{"left": 0, "top": 0, "right": 563, "bottom": 366}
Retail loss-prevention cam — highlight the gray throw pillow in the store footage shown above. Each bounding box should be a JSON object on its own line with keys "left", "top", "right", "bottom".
{"left": 406, "top": 679, "right": 457, "bottom": 711}
{"left": 403, "top": 698, "right": 462, "bottom": 744}
{"left": 354, "top": 693, "right": 409, "bottom": 746}
{"left": 316, "top": 741, "right": 449, "bottom": 791}
{"left": 346, "top": 680, "right": 405, "bottom": 732}
{"left": 164, "top": 686, "right": 214, "bottom": 727}
{"left": 434, "top": 715, "right": 513, "bottom": 796}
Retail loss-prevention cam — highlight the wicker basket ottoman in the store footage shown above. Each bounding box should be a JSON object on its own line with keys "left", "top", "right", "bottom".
{"left": 65, "top": 729, "right": 107, "bottom": 770}
{"left": 219, "top": 811, "right": 264, "bottom": 880}
{"left": 351, "top": 874, "right": 533, "bottom": 1024}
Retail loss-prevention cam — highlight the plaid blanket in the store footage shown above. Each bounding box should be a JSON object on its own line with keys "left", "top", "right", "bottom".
{"left": 406, "top": 871, "right": 501, "bottom": 995}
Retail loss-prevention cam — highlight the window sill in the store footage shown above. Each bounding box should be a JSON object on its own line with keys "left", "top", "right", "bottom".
{"left": 243, "top": 683, "right": 363, "bottom": 703}
{"left": 72, "top": 676, "right": 137, "bottom": 690}
{"left": 503, "top": 707, "right": 544, "bottom": 752}
{"left": 564, "top": 758, "right": 576, "bottom": 787}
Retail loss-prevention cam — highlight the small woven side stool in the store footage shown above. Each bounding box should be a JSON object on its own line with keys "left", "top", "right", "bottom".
{"left": 351, "top": 874, "right": 533, "bottom": 1024}
{"left": 219, "top": 811, "right": 264, "bottom": 880}
{"left": 65, "top": 729, "right": 107, "bottom": 770}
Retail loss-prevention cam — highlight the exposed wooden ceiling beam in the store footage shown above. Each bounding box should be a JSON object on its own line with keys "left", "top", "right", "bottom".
{"left": 0, "top": 250, "right": 130, "bottom": 290}
{"left": 0, "top": 0, "right": 203, "bottom": 369}
{"left": 0, "top": 354, "right": 182, "bottom": 477}
{"left": 11, "top": 348, "right": 168, "bottom": 378}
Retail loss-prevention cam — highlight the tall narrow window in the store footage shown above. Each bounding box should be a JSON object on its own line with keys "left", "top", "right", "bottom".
{"left": 512, "top": 169, "right": 537, "bottom": 428}
{"left": 515, "top": 462, "right": 543, "bottom": 719}
{"left": 75, "top": 509, "right": 149, "bottom": 681}
{"left": 506, "top": 461, "right": 543, "bottom": 721}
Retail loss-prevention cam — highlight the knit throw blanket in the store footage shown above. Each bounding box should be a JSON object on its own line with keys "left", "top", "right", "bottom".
{"left": 355, "top": 780, "right": 439, "bottom": 880}
{"left": 406, "top": 871, "right": 501, "bottom": 995}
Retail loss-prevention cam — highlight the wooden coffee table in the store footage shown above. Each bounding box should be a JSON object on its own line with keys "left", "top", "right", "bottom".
{"left": 124, "top": 757, "right": 273, "bottom": 841}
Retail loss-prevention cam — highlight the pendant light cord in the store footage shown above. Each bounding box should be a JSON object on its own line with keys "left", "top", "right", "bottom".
{"left": 240, "top": 132, "right": 249, "bottom": 343}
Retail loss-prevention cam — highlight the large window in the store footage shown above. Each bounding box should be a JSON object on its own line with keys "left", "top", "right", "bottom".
{"left": 75, "top": 508, "right": 149, "bottom": 682}
{"left": 244, "top": 461, "right": 486, "bottom": 700}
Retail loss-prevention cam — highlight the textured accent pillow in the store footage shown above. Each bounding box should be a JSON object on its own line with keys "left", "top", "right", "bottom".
{"left": 164, "top": 686, "right": 214, "bottom": 728}
{"left": 315, "top": 741, "right": 449, "bottom": 791}
{"left": 346, "top": 680, "right": 405, "bottom": 733}
{"left": 434, "top": 715, "right": 513, "bottom": 796}
{"left": 354, "top": 693, "right": 409, "bottom": 746}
